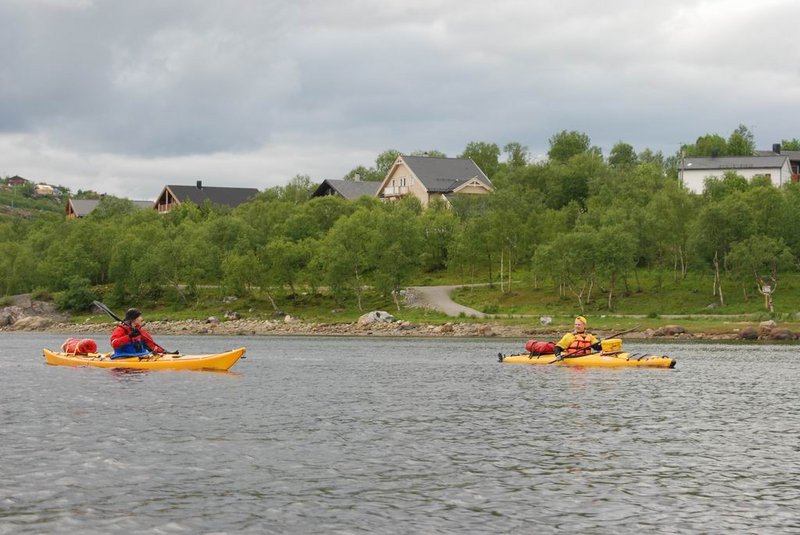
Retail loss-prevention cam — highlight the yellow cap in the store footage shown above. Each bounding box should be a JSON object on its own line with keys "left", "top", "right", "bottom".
{"left": 575, "top": 315, "right": 587, "bottom": 326}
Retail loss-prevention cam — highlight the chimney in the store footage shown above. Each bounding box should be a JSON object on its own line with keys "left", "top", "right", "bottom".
{"left": 772, "top": 143, "right": 781, "bottom": 154}
{"left": 710, "top": 148, "right": 720, "bottom": 158}
{"left": 353, "top": 173, "right": 361, "bottom": 182}
{"left": 196, "top": 180, "right": 203, "bottom": 190}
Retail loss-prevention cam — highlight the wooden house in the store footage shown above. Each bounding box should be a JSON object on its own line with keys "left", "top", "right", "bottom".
{"left": 376, "top": 155, "right": 493, "bottom": 206}
{"left": 154, "top": 181, "right": 259, "bottom": 213}
{"left": 311, "top": 179, "right": 382, "bottom": 200}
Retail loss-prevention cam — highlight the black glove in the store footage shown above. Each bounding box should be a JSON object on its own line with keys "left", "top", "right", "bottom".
{"left": 129, "top": 327, "right": 141, "bottom": 338}
{"left": 553, "top": 347, "right": 563, "bottom": 361}
{"left": 592, "top": 342, "right": 602, "bottom": 351}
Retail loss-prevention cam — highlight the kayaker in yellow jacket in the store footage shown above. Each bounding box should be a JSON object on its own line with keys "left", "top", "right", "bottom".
{"left": 554, "top": 315, "right": 602, "bottom": 361}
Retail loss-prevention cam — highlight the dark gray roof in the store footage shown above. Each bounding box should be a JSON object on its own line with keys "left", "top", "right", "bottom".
{"left": 69, "top": 199, "right": 100, "bottom": 216}
{"left": 400, "top": 156, "right": 492, "bottom": 192}
{"left": 755, "top": 149, "right": 800, "bottom": 160}
{"left": 68, "top": 198, "right": 154, "bottom": 216}
{"left": 312, "top": 179, "right": 381, "bottom": 199}
{"left": 681, "top": 156, "right": 789, "bottom": 170}
{"left": 166, "top": 185, "right": 259, "bottom": 208}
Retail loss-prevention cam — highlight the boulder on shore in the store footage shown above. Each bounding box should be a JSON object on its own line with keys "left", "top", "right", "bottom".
{"left": 11, "top": 315, "right": 53, "bottom": 331}
{"left": 358, "top": 311, "right": 395, "bottom": 325}
{"left": 653, "top": 325, "right": 686, "bottom": 336}
{"left": 0, "top": 306, "right": 24, "bottom": 327}
{"left": 769, "top": 328, "right": 795, "bottom": 340}
{"left": 738, "top": 326, "right": 759, "bottom": 340}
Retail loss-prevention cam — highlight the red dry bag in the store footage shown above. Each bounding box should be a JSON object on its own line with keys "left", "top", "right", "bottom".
{"left": 525, "top": 340, "right": 555, "bottom": 354}
{"left": 61, "top": 338, "right": 98, "bottom": 355}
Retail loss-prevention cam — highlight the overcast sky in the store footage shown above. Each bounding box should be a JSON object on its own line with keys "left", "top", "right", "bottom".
{"left": 2, "top": 0, "right": 799, "bottom": 199}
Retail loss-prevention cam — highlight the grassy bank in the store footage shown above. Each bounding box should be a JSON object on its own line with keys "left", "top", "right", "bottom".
{"left": 451, "top": 269, "right": 800, "bottom": 318}
{"left": 55, "top": 268, "right": 800, "bottom": 340}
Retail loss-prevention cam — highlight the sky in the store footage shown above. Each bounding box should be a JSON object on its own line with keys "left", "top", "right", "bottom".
{"left": 1, "top": 0, "right": 799, "bottom": 200}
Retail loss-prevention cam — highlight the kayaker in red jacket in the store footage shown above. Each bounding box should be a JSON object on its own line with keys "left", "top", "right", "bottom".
{"left": 110, "top": 308, "right": 166, "bottom": 358}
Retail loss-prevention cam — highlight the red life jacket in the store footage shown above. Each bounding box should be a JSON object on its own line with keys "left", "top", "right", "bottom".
{"left": 567, "top": 333, "right": 594, "bottom": 355}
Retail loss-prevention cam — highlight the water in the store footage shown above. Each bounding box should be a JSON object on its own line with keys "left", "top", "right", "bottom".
{"left": 2, "top": 332, "right": 799, "bottom": 534}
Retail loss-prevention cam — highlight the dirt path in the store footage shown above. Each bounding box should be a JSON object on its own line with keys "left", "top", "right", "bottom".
{"left": 405, "top": 285, "right": 486, "bottom": 318}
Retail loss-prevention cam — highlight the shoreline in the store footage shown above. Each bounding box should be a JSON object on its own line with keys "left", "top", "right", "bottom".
{"left": 4, "top": 317, "right": 755, "bottom": 341}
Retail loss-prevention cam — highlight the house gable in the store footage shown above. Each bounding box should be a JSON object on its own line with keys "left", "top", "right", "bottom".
{"left": 452, "top": 178, "right": 493, "bottom": 195}
{"left": 311, "top": 179, "right": 382, "bottom": 199}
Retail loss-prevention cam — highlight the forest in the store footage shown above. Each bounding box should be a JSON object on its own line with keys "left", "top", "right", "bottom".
{"left": 2, "top": 127, "right": 800, "bottom": 319}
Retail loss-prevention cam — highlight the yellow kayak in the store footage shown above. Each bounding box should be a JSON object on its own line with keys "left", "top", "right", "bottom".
{"left": 42, "top": 347, "right": 246, "bottom": 371}
{"left": 499, "top": 351, "right": 675, "bottom": 368}
{"left": 498, "top": 338, "right": 675, "bottom": 368}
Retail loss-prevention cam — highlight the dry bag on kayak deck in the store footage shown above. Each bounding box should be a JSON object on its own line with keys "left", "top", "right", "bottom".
{"left": 60, "top": 338, "right": 98, "bottom": 355}
{"left": 525, "top": 340, "right": 556, "bottom": 354}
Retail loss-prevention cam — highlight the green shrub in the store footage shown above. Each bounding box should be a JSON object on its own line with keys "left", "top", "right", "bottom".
{"left": 55, "top": 276, "right": 95, "bottom": 311}
{"left": 31, "top": 288, "right": 52, "bottom": 301}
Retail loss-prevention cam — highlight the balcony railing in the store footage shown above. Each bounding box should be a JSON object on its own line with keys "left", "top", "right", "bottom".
{"left": 383, "top": 186, "right": 409, "bottom": 196}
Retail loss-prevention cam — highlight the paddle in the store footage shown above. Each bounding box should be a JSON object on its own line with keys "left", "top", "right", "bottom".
{"left": 93, "top": 300, "right": 123, "bottom": 322}
{"left": 93, "top": 301, "right": 179, "bottom": 355}
{"left": 603, "top": 325, "right": 641, "bottom": 340}
{"left": 550, "top": 324, "right": 641, "bottom": 364}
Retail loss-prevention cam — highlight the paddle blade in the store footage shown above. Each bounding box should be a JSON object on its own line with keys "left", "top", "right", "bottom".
{"left": 93, "top": 301, "right": 122, "bottom": 322}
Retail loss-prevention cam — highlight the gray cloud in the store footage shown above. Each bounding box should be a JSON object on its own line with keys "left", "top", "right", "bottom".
{"left": 1, "top": 0, "right": 799, "bottom": 197}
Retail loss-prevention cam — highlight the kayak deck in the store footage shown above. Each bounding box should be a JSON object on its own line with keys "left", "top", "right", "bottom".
{"left": 42, "top": 347, "right": 246, "bottom": 371}
{"left": 499, "top": 351, "right": 675, "bottom": 368}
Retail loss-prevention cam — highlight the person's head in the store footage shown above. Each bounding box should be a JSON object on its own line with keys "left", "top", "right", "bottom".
{"left": 574, "top": 315, "right": 587, "bottom": 333}
{"left": 124, "top": 308, "right": 143, "bottom": 327}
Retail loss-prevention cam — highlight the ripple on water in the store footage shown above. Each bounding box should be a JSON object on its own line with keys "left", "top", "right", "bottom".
{"left": 2, "top": 335, "right": 800, "bottom": 533}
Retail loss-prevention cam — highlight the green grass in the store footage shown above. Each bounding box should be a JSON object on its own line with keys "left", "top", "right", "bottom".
{"left": 451, "top": 269, "right": 800, "bottom": 317}
{"left": 0, "top": 189, "right": 63, "bottom": 217}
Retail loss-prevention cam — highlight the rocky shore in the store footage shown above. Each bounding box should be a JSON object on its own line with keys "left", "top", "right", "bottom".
{"left": 2, "top": 299, "right": 797, "bottom": 342}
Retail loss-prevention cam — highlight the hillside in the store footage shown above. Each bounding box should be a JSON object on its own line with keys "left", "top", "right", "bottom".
{"left": 0, "top": 188, "right": 63, "bottom": 220}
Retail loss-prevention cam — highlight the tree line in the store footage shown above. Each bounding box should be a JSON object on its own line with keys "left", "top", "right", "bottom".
{"left": 2, "top": 126, "right": 799, "bottom": 314}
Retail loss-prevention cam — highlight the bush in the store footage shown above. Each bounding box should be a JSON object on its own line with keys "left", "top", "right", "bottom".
{"left": 31, "top": 288, "right": 53, "bottom": 301}
{"left": 0, "top": 296, "right": 13, "bottom": 307}
{"left": 55, "top": 276, "right": 95, "bottom": 311}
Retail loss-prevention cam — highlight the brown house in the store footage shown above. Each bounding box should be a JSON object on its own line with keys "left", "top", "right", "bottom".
{"left": 311, "top": 179, "right": 382, "bottom": 200}
{"left": 154, "top": 181, "right": 259, "bottom": 213}
{"left": 7, "top": 175, "right": 30, "bottom": 187}
{"left": 66, "top": 199, "right": 100, "bottom": 219}
{"left": 376, "top": 155, "right": 493, "bottom": 206}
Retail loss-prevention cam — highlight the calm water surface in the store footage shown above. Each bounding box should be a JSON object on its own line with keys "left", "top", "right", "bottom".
{"left": 1, "top": 333, "right": 799, "bottom": 534}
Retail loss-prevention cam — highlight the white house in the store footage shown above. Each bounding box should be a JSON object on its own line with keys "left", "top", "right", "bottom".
{"left": 679, "top": 155, "right": 793, "bottom": 193}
